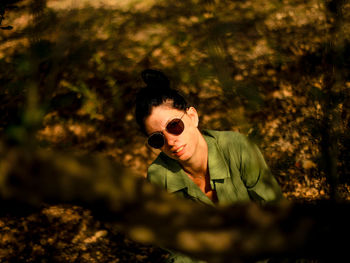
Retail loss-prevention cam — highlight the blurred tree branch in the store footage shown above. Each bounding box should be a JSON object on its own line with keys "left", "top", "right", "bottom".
{"left": 0, "top": 143, "right": 349, "bottom": 263}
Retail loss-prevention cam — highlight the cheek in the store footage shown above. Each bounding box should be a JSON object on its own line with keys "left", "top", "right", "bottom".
{"left": 161, "top": 145, "right": 170, "bottom": 153}
{"left": 184, "top": 128, "right": 198, "bottom": 151}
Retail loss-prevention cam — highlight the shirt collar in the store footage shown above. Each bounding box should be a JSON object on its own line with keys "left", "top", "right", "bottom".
{"left": 162, "top": 156, "right": 188, "bottom": 193}
{"left": 203, "top": 131, "right": 231, "bottom": 180}
{"left": 164, "top": 131, "right": 230, "bottom": 193}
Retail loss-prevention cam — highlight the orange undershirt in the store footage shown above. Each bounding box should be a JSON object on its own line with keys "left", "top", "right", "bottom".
{"left": 186, "top": 171, "right": 218, "bottom": 203}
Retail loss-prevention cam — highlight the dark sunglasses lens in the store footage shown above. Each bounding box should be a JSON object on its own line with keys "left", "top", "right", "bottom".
{"left": 167, "top": 119, "right": 184, "bottom": 135}
{"left": 148, "top": 133, "right": 165, "bottom": 149}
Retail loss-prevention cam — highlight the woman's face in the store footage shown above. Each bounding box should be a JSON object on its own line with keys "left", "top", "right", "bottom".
{"left": 144, "top": 101, "right": 200, "bottom": 162}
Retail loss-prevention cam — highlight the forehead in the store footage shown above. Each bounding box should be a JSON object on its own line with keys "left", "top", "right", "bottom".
{"left": 144, "top": 103, "right": 184, "bottom": 134}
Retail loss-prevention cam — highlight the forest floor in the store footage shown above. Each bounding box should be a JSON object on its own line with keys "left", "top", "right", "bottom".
{"left": 0, "top": 121, "right": 349, "bottom": 262}
{"left": 1, "top": 69, "right": 349, "bottom": 262}
{"left": 0, "top": 1, "right": 349, "bottom": 261}
{"left": 2, "top": 89, "right": 350, "bottom": 262}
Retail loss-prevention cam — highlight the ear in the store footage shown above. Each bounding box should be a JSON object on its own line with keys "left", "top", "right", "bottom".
{"left": 186, "top": 107, "right": 199, "bottom": 128}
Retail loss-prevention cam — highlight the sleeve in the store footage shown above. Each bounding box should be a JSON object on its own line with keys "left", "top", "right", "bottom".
{"left": 146, "top": 155, "right": 167, "bottom": 188}
{"left": 236, "top": 133, "right": 283, "bottom": 203}
{"left": 147, "top": 158, "right": 206, "bottom": 263}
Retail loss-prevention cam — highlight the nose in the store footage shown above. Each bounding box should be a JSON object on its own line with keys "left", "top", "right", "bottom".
{"left": 163, "top": 132, "right": 177, "bottom": 147}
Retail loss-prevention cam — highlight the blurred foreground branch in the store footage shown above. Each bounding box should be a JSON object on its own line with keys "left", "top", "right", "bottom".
{"left": 0, "top": 144, "right": 349, "bottom": 263}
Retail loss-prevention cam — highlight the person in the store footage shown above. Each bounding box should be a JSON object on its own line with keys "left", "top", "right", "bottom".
{"left": 135, "top": 69, "right": 283, "bottom": 263}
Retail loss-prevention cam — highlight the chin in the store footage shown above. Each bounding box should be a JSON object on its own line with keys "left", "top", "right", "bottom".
{"left": 166, "top": 152, "right": 188, "bottom": 162}
{"left": 177, "top": 152, "right": 193, "bottom": 162}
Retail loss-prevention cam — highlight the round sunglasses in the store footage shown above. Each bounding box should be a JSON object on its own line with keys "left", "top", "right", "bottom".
{"left": 147, "top": 112, "right": 186, "bottom": 149}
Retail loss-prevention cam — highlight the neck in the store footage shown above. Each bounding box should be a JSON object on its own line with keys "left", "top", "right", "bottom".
{"left": 180, "top": 132, "right": 208, "bottom": 178}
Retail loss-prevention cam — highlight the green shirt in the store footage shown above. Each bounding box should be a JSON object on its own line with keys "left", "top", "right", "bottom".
{"left": 147, "top": 130, "right": 283, "bottom": 262}
{"left": 148, "top": 129, "right": 282, "bottom": 206}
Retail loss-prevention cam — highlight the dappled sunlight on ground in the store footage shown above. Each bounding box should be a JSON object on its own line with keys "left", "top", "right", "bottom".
{"left": 37, "top": 118, "right": 157, "bottom": 177}
{"left": 47, "top": 0, "right": 157, "bottom": 10}
{"left": 1, "top": 0, "right": 350, "bottom": 261}
{"left": 0, "top": 205, "right": 168, "bottom": 262}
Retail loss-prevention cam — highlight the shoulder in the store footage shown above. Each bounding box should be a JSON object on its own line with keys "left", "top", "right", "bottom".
{"left": 147, "top": 152, "right": 169, "bottom": 188}
{"left": 202, "top": 129, "right": 258, "bottom": 167}
{"left": 202, "top": 129, "right": 249, "bottom": 150}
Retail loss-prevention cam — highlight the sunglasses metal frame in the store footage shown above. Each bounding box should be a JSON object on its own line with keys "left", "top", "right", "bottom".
{"left": 147, "top": 112, "right": 186, "bottom": 149}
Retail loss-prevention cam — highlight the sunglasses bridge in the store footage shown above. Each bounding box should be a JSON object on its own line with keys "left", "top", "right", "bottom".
{"left": 147, "top": 112, "right": 186, "bottom": 149}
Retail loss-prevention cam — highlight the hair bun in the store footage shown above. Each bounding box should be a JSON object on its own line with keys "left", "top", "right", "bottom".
{"left": 141, "top": 69, "right": 170, "bottom": 89}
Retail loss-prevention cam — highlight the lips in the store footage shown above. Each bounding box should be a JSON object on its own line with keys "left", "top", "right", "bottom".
{"left": 172, "top": 145, "right": 186, "bottom": 156}
{"left": 174, "top": 145, "right": 185, "bottom": 153}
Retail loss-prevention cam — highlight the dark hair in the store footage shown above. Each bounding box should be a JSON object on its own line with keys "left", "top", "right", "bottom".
{"left": 135, "top": 69, "right": 189, "bottom": 135}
